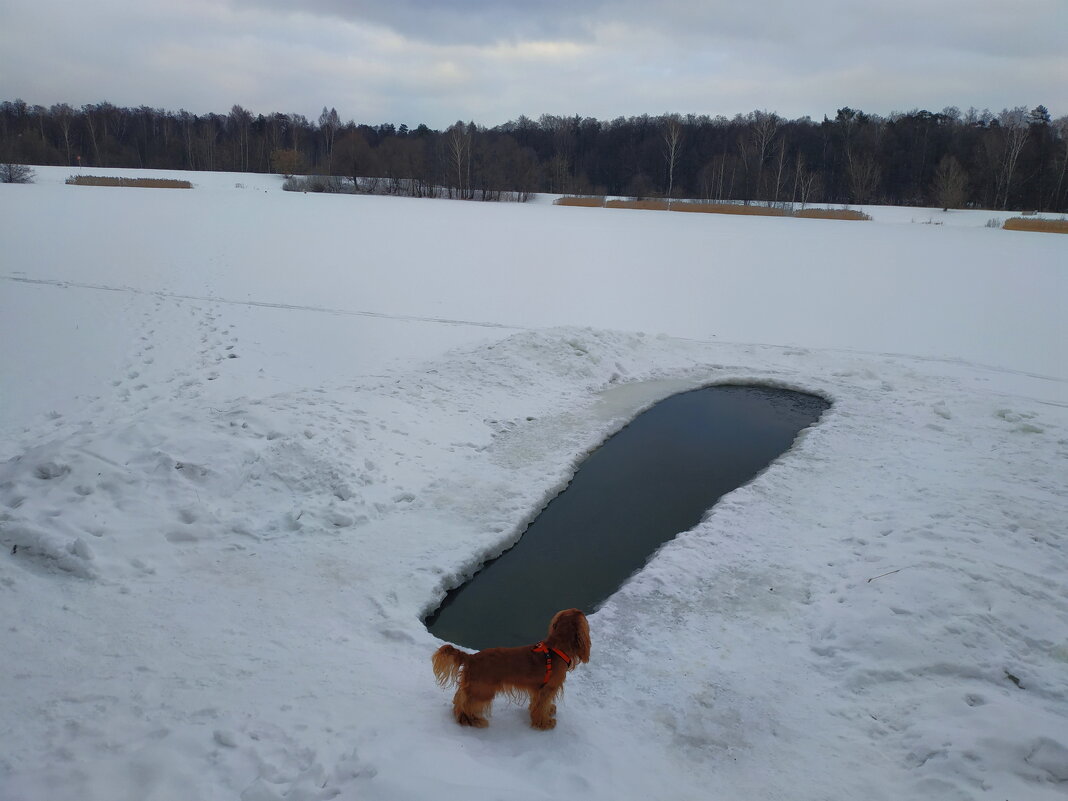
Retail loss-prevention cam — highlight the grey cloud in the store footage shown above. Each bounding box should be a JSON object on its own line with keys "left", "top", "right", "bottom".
{"left": 228, "top": 0, "right": 603, "bottom": 44}
{"left": 0, "top": 0, "right": 1063, "bottom": 129}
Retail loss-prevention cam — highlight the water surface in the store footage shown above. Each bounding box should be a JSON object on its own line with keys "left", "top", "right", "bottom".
{"left": 426, "top": 385, "right": 829, "bottom": 649}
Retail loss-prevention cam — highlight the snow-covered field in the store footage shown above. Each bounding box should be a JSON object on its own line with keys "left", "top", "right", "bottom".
{"left": 1, "top": 167, "right": 1066, "bottom": 800}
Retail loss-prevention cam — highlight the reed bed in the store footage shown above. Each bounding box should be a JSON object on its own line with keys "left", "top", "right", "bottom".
{"left": 672, "top": 202, "right": 787, "bottom": 216}
{"left": 555, "top": 195, "right": 870, "bottom": 220}
{"left": 66, "top": 176, "right": 192, "bottom": 189}
{"left": 605, "top": 199, "right": 669, "bottom": 211}
{"left": 794, "top": 208, "right": 872, "bottom": 221}
{"left": 1002, "top": 217, "right": 1068, "bottom": 234}
{"left": 554, "top": 196, "right": 606, "bottom": 207}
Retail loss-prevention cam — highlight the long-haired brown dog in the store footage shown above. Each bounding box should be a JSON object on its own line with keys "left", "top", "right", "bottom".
{"left": 432, "top": 608, "right": 590, "bottom": 730}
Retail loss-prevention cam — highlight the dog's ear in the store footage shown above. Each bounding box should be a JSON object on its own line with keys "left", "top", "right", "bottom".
{"left": 572, "top": 611, "right": 591, "bottom": 664}
{"left": 550, "top": 609, "right": 590, "bottom": 665}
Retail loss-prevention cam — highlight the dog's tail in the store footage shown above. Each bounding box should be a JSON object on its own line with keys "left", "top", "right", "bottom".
{"left": 432, "top": 644, "right": 468, "bottom": 688}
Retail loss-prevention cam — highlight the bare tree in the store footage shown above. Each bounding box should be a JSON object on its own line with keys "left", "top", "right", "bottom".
{"left": 288, "top": 113, "right": 307, "bottom": 153}
{"left": 1051, "top": 116, "right": 1068, "bottom": 211}
{"left": 546, "top": 153, "right": 571, "bottom": 194}
{"left": 542, "top": 115, "right": 575, "bottom": 194}
{"left": 661, "top": 115, "right": 683, "bottom": 204}
{"left": 747, "top": 110, "right": 780, "bottom": 201}
{"left": 318, "top": 106, "right": 340, "bottom": 172}
{"left": 178, "top": 109, "right": 196, "bottom": 169}
{"left": 0, "top": 163, "right": 35, "bottom": 183}
{"left": 196, "top": 115, "right": 217, "bottom": 171}
{"left": 932, "top": 155, "right": 968, "bottom": 211}
{"left": 792, "top": 152, "right": 820, "bottom": 208}
{"left": 50, "top": 103, "right": 74, "bottom": 165}
{"left": 798, "top": 169, "right": 821, "bottom": 209}
{"left": 83, "top": 103, "right": 101, "bottom": 166}
{"left": 736, "top": 135, "right": 754, "bottom": 202}
{"left": 230, "top": 105, "right": 252, "bottom": 171}
{"left": 995, "top": 107, "right": 1029, "bottom": 209}
{"left": 705, "top": 151, "right": 739, "bottom": 202}
{"left": 270, "top": 148, "right": 306, "bottom": 178}
{"left": 333, "top": 129, "right": 373, "bottom": 191}
{"left": 446, "top": 121, "right": 471, "bottom": 199}
{"left": 791, "top": 151, "right": 805, "bottom": 207}
{"left": 847, "top": 152, "right": 880, "bottom": 204}
{"left": 772, "top": 137, "right": 788, "bottom": 205}
{"left": 698, "top": 160, "right": 717, "bottom": 201}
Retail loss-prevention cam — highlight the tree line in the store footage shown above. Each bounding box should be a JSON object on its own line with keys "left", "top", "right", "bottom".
{"left": 2, "top": 99, "right": 1065, "bottom": 211}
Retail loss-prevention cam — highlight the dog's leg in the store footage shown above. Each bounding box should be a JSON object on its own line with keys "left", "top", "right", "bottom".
{"left": 528, "top": 686, "right": 559, "bottom": 730}
{"left": 453, "top": 685, "right": 492, "bottom": 728}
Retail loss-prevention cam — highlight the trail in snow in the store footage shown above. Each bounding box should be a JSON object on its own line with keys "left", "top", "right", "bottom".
{"left": 2, "top": 274, "right": 530, "bottom": 331}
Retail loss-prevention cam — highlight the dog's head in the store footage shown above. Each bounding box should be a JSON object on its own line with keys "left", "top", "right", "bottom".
{"left": 547, "top": 608, "right": 591, "bottom": 666}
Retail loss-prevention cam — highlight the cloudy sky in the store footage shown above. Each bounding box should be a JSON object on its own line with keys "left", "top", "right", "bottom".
{"left": 1, "top": 0, "right": 1064, "bottom": 127}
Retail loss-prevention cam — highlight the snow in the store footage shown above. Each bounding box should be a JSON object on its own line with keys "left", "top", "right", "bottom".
{"left": 1, "top": 167, "right": 1066, "bottom": 800}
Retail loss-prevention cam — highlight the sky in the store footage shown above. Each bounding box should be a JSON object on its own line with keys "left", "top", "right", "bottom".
{"left": 1, "top": 0, "right": 1064, "bottom": 129}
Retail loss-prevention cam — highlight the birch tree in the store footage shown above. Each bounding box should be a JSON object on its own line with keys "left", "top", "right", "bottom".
{"left": 446, "top": 121, "right": 471, "bottom": 199}
{"left": 319, "top": 106, "right": 340, "bottom": 172}
{"left": 748, "top": 110, "right": 780, "bottom": 201}
{"left": 994, "top": 107, "right": 1029, "bottom": 209}
{"left": 661, "top": 115, "right": 683, "bottom": 203}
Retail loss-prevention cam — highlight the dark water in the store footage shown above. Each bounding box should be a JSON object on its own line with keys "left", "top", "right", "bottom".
{"left": 425, "top": 385, "right": 829, "bottom": 650}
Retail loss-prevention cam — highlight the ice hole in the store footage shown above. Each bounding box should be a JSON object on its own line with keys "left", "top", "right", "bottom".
{"left": 426, "top": 385, "right": 830, "bottom": 649}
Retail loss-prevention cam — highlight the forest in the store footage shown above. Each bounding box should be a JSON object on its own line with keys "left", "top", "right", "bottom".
{"left": 2, "top": 99, "right": 1065, "bottom": 211}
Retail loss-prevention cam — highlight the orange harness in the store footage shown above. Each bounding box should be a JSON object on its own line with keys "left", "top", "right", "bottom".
{"left": 532, "top": 641, "right": 571, "bottom": 684}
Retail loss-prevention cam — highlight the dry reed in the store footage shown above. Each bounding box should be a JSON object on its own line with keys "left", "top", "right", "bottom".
{"left": 794, "top": 208, "right": 872, "bottom": 221}
{"left": 672, "top": 202, "right": 787, "bottom": 217}
{"left": 66, "top": 175, "right": 192, "bottom": 189}
{"left": 554, "top": 196, "right": 606, "bottom": 207}
{"left": 557, "top": 195, "right": 870, "bottom": 221}
{"left": 605, "top": 199, "right": 669, "bottom": 211}
{"left": 1003, "top": 217, "right": 1068, "bottom": 234}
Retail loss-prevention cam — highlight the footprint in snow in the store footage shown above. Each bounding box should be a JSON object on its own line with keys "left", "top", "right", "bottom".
{"left": 165, "top": 529, "right": 201, "bottom": 543}
{"left": 34, "top": 462, "right": 71, "bottom": 480}
{"left": 995, "top": 408, "right": 1045, "bottom": 434}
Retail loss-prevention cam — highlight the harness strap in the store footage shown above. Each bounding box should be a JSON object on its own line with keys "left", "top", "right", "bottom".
{"left": 532, "top": 641, "right": 572, "bottom": 685}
